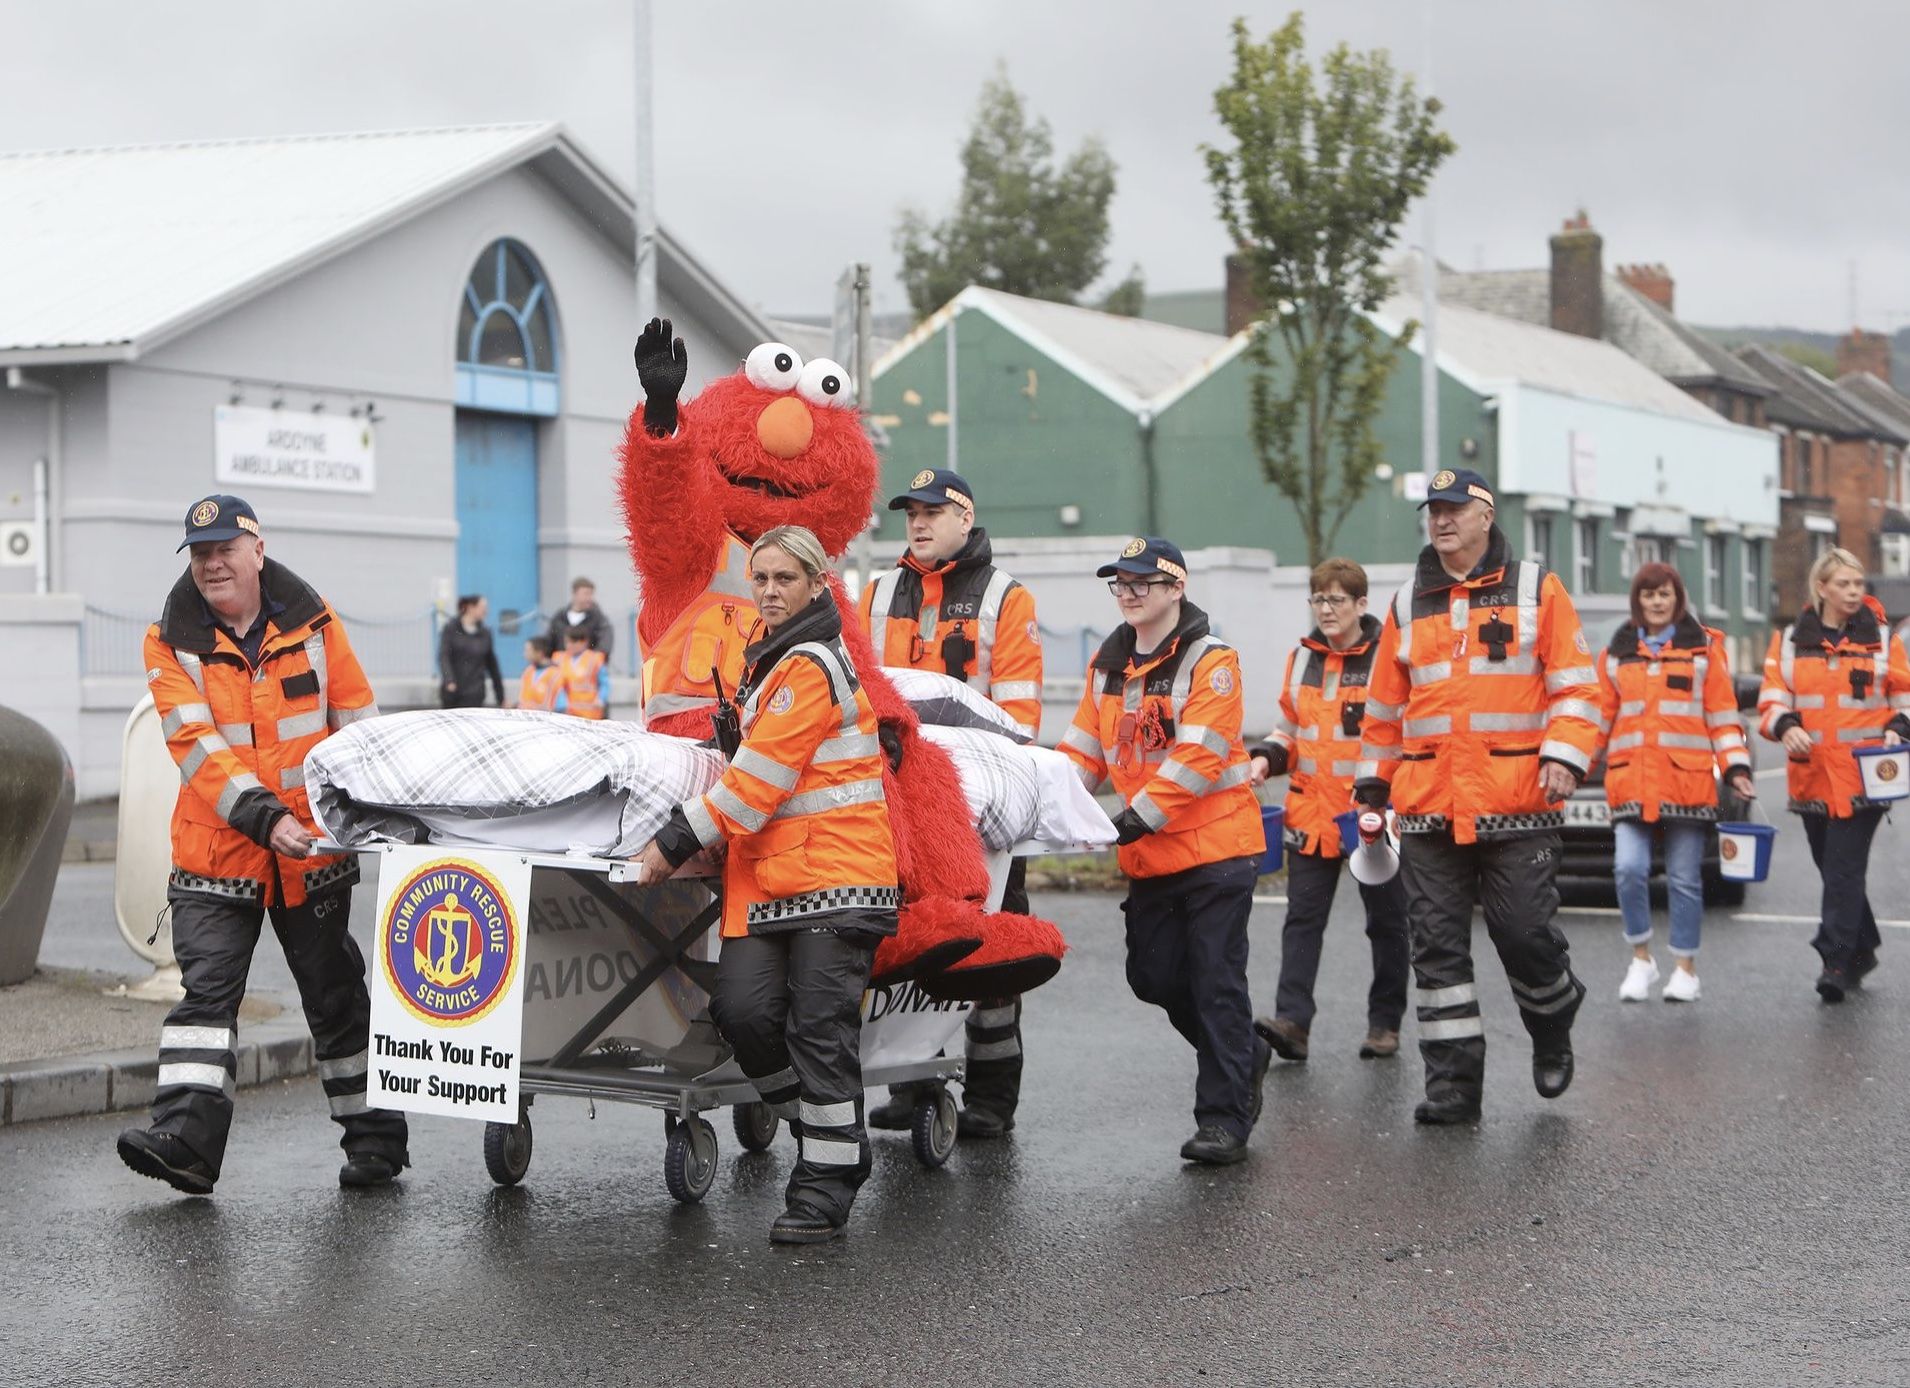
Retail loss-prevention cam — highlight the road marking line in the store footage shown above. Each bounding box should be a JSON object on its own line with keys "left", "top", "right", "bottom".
{"left": 1558, "top": 907, "right": 1626, "bottom": 916}
{"left": 1733, "top": 912, "right": 1910, "bottom": 929}
{"left": 1252, "top": 895, "right": 1287, "bottom": 905}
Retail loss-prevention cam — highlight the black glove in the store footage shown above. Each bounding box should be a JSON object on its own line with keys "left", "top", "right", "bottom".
{"left": 1249, "top": 744, "right": 1288, "bottom": 777}
{"left": 634, "top": 316, "right": 689, "bottom": 437}
{"left": 878, "top": 723, "right": 904, "bottom": 772}
{"left": 1351, "top": 778, "right": 1389, "bottom": 810}
{"left": 653, "top": 807, "right": 702, "bottom": 870}
{"left": 1111, "top": 808, "right": 1151, "bottom": 846}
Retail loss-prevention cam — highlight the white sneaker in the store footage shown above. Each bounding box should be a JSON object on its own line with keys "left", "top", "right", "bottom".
{"left": 1662, "top": 967, "right": 1701, "bottom": 1003}
{"left": 1619, "top": 955, "right": 1660, "bottom": 1002}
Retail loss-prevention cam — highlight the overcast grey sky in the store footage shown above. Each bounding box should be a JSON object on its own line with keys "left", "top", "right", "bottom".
{"left": 6, "top": 0, "right": 1908, "bottom": 332}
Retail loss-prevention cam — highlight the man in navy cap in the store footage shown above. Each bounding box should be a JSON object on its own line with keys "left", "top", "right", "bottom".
{"left": 859, "top": 468, "right": 1044, "bottom": 1140}
{"left": 1057, "top": 538, "right": 1271, "bottom": 1164}
{"left": 117, "top": 494, "right": 409, "bottom": 1195}
{"left": 1354, "top": 467, "right": 1598, "bottom": 1124}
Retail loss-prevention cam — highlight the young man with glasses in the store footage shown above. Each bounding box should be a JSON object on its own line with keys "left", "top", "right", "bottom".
{"left": 1059, "top": 537, "right": 1271, "bottom": 1164}
{"left": 1247, "top": 559, "right": 1409, "bottom": 1065}
{"left": 859, "top": 468, "right": 1043, "bottom": 1140}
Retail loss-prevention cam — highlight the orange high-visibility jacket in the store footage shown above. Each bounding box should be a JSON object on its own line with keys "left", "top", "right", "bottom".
{"left": 1356, "top": 530, "right": 1601, "bottom": 843}
{"left": 640, "top": 530, "right": 757, "bottom": 726}
{"left": 1254, "top": 615, "right": 1383, "bottom": 859}
{"left": 1758, "top": 596, "right": 1910, "bottom": 818}
{"left": 1595, "top": 615, "right": 1749, "bottom": 822}
{"left": 517, "top": 662, "right": 562, "bottom": 711}
{"left": 557, "top": 647, "right": 609, "bottom": 719}
{"left": 858, "top": 529, "right": 1043, "bottom": 737}
{"left": 676, "top": 600, "right": 898, "bottom": 938}
{"left": 143, "top": 559, "right": 378, "bottom": 908}
{"left": 1059, "top": 602, "right": 1264, "bottom": 878}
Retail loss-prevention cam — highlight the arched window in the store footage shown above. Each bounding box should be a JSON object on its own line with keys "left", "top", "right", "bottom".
{"left": 455, "top": 239, "right": 560, "bottom": 416}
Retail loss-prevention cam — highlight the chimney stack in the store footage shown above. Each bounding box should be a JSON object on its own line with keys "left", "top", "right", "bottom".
{"left": 1549, "top": 211, "right": 1604, "bottom": 340}
{"left": 1837, "top": 328, "right": 1891, "bottom": 382}
{"left": 1224, "top": 250, "right": 1263, "bottom": 337}
{"left": 1616, "top": 262, "right": 1674, "bottom": 314}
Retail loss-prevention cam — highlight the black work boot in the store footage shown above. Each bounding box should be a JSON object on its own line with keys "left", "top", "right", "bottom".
{"left": 1816, "top": 967, "right": 1849, "bottom": 1003}
{"left": 1413, "top": 1093, "right": 1483, "bottom": 1125}
{"left": 956, "top": 1105, "right": 1014, "bottom": 1140}
{"left": 1531, "top": 979, "right": 1586, "bottom": 1100}
{"left": 867, "top": 1082, "right": 936, "bottom": 1131}
{"left": 1179, "top": 1124, "right": 1249, "bottom": 1165}
{"left": 770, "top": 1203, "right": 844, "bottom": 1244}
{"left": 117, "top": 1128, "right": 217, "bottom": 1195}
{"left": 339, "top": 1152, "right": 402, "bottom": 1188}
{"left": 1248, "top": 1034, "right": 1273, "bottom": 1128}
{"left": 1254, "top": 1015, "right": 1309, "bottom": 1062}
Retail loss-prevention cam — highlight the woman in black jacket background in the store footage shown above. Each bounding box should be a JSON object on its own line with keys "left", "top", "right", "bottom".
{"left": 438, "top": 594, "right": 504, "bottom": 708}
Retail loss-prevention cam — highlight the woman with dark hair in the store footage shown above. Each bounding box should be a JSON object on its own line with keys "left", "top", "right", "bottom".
{"left": 437, "top": 593, "right": 504, "bottom": 709}
{"left": 1757, "top": 547, "right": 1910, "bottom": 1001}
{"left": 1595, "top": 562, "right": 1754, "bottom": 1002}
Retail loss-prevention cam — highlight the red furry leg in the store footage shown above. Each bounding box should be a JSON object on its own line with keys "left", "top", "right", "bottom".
{"left": 870, "top": 895, "right": 983, "bottom": 988}
{"left": 917, "top": 911, "right": 1068, "bottom": 1001}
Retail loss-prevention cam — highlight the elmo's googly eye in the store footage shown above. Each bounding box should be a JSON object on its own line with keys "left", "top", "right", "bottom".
{"left": 796, "top": 358, "right": 855, "bottom": 409}
{"left": 745, "top": 343, "right": 804, "bottom": 391}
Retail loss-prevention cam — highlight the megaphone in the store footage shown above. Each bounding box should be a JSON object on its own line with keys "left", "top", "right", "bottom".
{"left": 1347, "top": 809, "right": 1400, "bottom": 886}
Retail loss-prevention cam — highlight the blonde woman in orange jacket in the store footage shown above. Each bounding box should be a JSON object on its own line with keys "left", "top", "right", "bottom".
{"left": 1757, "top": 547, "right": 1910, "bottom": 1002}
{"left": 1596, "top": 564, "right": 1753, "bottom": 1003}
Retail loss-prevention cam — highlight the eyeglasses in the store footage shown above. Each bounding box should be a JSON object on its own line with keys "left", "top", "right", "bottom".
{"left": 1307, "top": 594, "right": 1355, "bottom": 610}
{"left": 1108, "top": 579, "right": 1172, "bottom": 598}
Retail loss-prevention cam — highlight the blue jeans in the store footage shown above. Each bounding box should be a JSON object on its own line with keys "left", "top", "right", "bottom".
{"left": 1612, "top": 818, "right": 1706, "bottom": 957}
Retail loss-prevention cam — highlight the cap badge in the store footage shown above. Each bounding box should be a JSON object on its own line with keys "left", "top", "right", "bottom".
{"left": 911, "top": 469, "right": 935, "bottom": 489}
{"left": 191, "top": 499, "right": 220, "bottom": 527}
{"left": 1122, "top": 537, "right": 1147, "bottom": 558}
{"left": 1432, "top": 470, "right": 1456, "bottom": 491}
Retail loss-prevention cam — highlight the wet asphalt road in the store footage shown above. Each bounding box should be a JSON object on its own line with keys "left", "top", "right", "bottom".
{"left": 8, "top": 814, "right": 1910, "bottom": 1388}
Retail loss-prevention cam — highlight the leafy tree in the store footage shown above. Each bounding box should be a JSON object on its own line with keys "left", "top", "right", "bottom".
{"left": 896, "top": 67, "right": 1118, "bottom": 321}
{"left": 1774, "top": 340, "right": 1839, "bottom": 378}
{"left": 1203, "top": 13, "right": 1455, "bottom": 566}
{"left": 1098, "top": 264, "right": 1147, "bottom": 318}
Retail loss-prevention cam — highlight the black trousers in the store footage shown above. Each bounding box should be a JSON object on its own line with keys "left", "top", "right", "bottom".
{"left": 1122, "top": 856, "right": 1259, "bottom": 1141}
{"left": 153, "top": 887, "right": 409, "bottom": 1174}
{"left": 710, "top": 927, "right": 878, "bottom": 1227}
{"left": 1274, "top": 850, "right": 1410, "bottom": 1031}
{"left": 962, "top": 857, "right": 1028, "bottom": 1115}
{"left": 1801, "top": 810, "right": 1885, "bottom": 973}
{"left": 1397, "top": 831, "right": 1583, "bottom": 1103}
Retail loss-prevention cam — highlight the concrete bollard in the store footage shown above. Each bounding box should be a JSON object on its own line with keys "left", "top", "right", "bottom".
{"left": 0, "top": 704, "right": 75, "bottom": 985}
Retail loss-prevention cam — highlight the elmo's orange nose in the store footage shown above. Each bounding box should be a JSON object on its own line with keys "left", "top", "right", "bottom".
{"left": 756, "top": 396, "right": 814, "bottom": 459}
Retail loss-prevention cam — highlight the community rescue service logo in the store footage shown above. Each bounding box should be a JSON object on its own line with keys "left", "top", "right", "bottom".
{"left": 1879, "top": 758, "right": 1900, "bottom": 783}
{"left": 190, "top": 499, "right": 220, "bottom": 527}
{"left": 1210, "top": 665, "right": 1235, "bottom": 696}
{"left": 1122, "top": 537, "right": 1147, "bottom": 558}
{"left": 383, "top": 859, "right": 519, "bottom": 1026}
{"left": 768, "top": 685, "right": 796, "bottom": 715}
{"left": 1720, "top": 837, "right": 1739, "bottom": 861}
{"left": 911, "top": 469, "right": 936, "bottom": 489}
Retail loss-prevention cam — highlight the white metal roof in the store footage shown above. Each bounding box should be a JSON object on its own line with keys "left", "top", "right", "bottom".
{"left": 0, "top": 123, "right": 771, "bottom": 363}
{"left": 873, "top": 285, "right": 1231, "bottom": 415}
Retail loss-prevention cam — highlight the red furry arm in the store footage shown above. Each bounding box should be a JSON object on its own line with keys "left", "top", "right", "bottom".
{"left": 831, "top": 578, "right": 918, "bottom": 734}
{"left": 617, "top": 401, "right": 728, "bottom": 642}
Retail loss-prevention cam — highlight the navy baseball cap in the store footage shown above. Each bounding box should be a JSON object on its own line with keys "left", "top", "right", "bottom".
{"left": 888, "top": 468, "right": 975, "bottom": 512}
{"left": 1097, "top": 536, "right": 1189, "bottom": 582}
{"left": 1418, "top": 467, "right": 1495, "bottom": 509}
{"left": 177, "top": 494, "right": 262, "bottom": 551}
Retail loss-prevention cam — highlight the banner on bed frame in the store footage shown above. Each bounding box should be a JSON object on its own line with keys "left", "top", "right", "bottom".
{"left": 368, "top": 846, "right": 531, "bottom": 1123}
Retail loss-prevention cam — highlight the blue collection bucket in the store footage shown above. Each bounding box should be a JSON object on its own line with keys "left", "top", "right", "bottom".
{"left": 1852, "top": 743, "right": 1910, "bottom": 802}
{"left": 1715, "top": 821, "right": 1775, "bottom": 883}
{"left": 1257, "top": 805, "right": 1285, "bottom": 875}
{"left": 1335, "top": 809, "right": 1361, "bottom": 855}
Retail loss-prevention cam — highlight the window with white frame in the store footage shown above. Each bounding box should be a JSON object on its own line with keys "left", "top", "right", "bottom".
{"left": 1527, "top": 513, "right": 1555, "bottom": 567}
{"left": 1742, "top": 538, "right": 1765, "bottom": 614}
{"left": 1574, "top": 518, "right": 1599, "bottom": 592}
{"left": 1705, "top": 534, "right": 1728, "bottom": 611}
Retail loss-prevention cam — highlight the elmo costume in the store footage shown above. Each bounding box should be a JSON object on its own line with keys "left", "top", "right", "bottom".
{"left": 618, "top": 319, "right": 1064, "bottom": 999}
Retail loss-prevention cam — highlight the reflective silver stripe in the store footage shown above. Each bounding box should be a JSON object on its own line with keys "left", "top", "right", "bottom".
{"left": 865, "top": 569, "right": 903, "bottom": 672}
{"left": 774, "top": 778, "right": 884, "bottom": 819}
{"left": 1658, "top": 732, "right": 1714, "bottom": 751}
{"left": 733, "top": 746, "right": 800, "bottom": 791}
{"left": 802, "top": 1134, "right": 863, "bottom": 1167}
{"left": 1295, "top": 725, "right": 1320, "bottom": 741}
{"left": 330, "top": 703, "right": 379, "bottom": 728}
{"left": 1545, "top": 665, "right": 1597, "bottom": 693}
{"left": 1539, "top": 739, "right": 1590, "bottom": 771}
{"left": 752, "top": 1067, "right": 798, "bottom": 1096}
{"left": 814, "top": 731, "right": 880, "bottom": 763}
{"left": 329, "top": 1091, "right": 370, "bottom": 1117}
{"left": 1778, "top": 630, "right": 1796, "bottom": 697}
{"left": 1657, "top": 700, "right": 1701, "bottom": 718}
{"left": 972, "top": 569, "right": 1015, "bottom": 690}
{"left": 1838, "top": 694, "right": 1876, "bottom": 710}
{"left": 1516, "top": 561, "right": 1540, "bottom": 649}
{"left": 318, "top": 1049, "right": 368, "bottom": 1081}
{"left": 1618, "top": 700, "right": 1646, "bottom": 718}
{"left": 1470, "top": 655, "right": 1539, "bottom": 676}
{"left": 216, "top": 721, "right": 254, "bottom": 746}
{"left": 1793, "top": 693, "right": 1823, "bottom": 709}
{"left": 280, "top": 764, "right": 305, "bottom": 789}
{"left": 711, "top": 535, "right": 757, "bottom": 601}
{"left": 1891, "top": 694, "right": 1910, "bottom": 710}
{"left": 1693, "top": 654, "right": 1710, "bottom": 682}
{"left": 709, "top": 782, "right": 769, "bottom": 832}
{"left": 1170, "top": 637, "right": 1225, "bottom": 709}
{"left": 685, "top": 796, "right": 721, "bottom": 849}
{"left": 180, "top": 735, "right": 217, "bottom": 784}
{"left": 1358, "top": 742, "right": 1403, "bottom": 762}
{"left": 1266, "top": 729, "right": 1295, "bottom": 752}
{"left": 213, "top": 772, "right": 265, "bottom": 823}
{"left": 1510, "top": 973, "right": 1575, "bottom": 1003}
{"left": 1297, "top": 757, "right": 1318, "bottom": 775}
{"left": 1519, "top": 987, "right": 1581, "bottom": 1016}
{"left": 1156, "top": 758, "right": 1214, "bottom": 793}
{"left": 1416, "top": 982, "right": 1477, "bottom": 1009}
{"left": 175, "top": 650, "right": 207, "bottom": 694}
{"left": 1470, "top": 711, "right": 1544, "bottom": 732}
{"left": 1061, "top": 724, "right": 1104, "bottom": 759}
{"left": 1549, "top": 698, "right": 1602, "bottom": 727}
{"left": 160, "top": 1025, "right": 232, "bottom": 1051}
{"left": 800, "top": 1100, "right": 857, "bottom": 1128}
{"left": 1706, "top": 709, "right": 1741, "bottom": 727}
{"left": 157, "top": 1062, "right": 233, "bottom": 1094}
{"left": 1131, "top": 790, "right": 1169, "bottom": 831}
{"left": 788, "top": 641, "right": 865, "bottom": 739}
{"left": 1075, "top": 763, "right": 1104, "bottom": 792}
{"left": 1331, "top": 759, "right": 1360, "bottom": 777}
{"left": 1723, "top": 749, "right": 1752, "bottom": 769}
{"left": 1609, "top": 731, "right": 1645, "bottom": 752}
{"left": 1365, "top": 698, "right": 1402, "bottom": 723}
{"left": 163, "top": 702, "right": 213, "bottom": 736}
{"left": 991, "top": 679, "right": 1039, "bottom": 703}
{"left": 1178, "top": 724, "right": 1232, "bottom": 757}
{"left": 1418, "top": 1016, "right": 1485, "bottom": 1042}
{"left": 276, "top": 710, "right": 326, "bottom": 740}
{"left": 972, "top": 1005, "right": 1018, "bottom": 1028}
{"left": 968, "top": 1038, "right": 1020, "bottom": 1061}
{"left": 1211, "top": 761, "right": 1251, "bottom": 792}
{"left": 1837, "top": 727, "right": 1880, "bottom": 743}
{"left": 1409, "top": 661, "right": 1452, "bottom": 686}
{"left": 1404, "top": 716, "right": 1451, "bottom": 737}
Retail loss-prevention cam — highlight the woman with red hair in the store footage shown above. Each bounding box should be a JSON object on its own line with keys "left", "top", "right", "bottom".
{"left": 1595, "top": 563, "right": 1754, "bottom": 1002}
